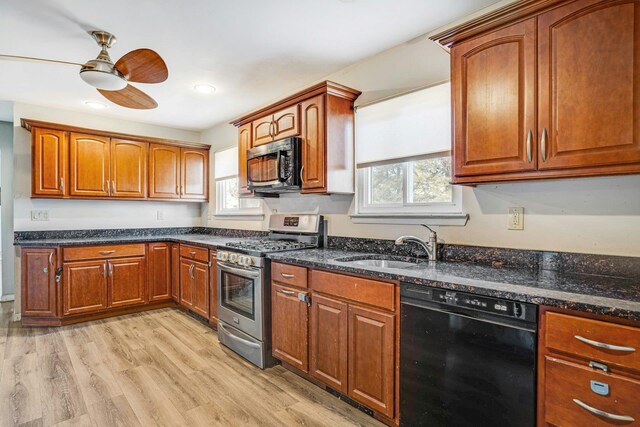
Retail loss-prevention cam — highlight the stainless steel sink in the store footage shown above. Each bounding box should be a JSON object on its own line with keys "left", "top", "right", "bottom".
{"left": 334, "top": 256, "right": 425, "bottom": 269}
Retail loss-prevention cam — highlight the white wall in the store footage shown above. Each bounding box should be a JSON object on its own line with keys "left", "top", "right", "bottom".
{"left": 0, "top": 121, "right": 13, "bottom": 298}
{"left": 200, "top": 34, "right": 640, "bottom": 258}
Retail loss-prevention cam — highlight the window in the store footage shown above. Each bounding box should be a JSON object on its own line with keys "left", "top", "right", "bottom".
{"left": 354, "top": 82, "right": 465, "bottom": 224}
{"left": 214, "top": 147, "right": 262, "bottom": 217}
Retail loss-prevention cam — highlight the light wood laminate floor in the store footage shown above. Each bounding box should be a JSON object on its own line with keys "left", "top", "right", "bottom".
{"left": 0, "top": 302, "right": 382, "bottom": 427}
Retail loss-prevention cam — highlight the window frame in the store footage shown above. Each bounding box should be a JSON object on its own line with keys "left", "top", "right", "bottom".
{"left": 214, "top": 176, "right": 263, "bottom": 217}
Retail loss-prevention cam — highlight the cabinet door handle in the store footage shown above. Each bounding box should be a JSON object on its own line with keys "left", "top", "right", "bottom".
{"left": 300, "top": 165, "right": 305, "bottom": 184}
{"left": 189, "top": 264, "right": 195, "bottom": 279}
{"left": 99, "top": 250, "right": 116, "bottom": 255}
{"left": 278, "top": 289, "right": 296, "bottom": 296}
{"left": 526, "top": 130, "right": 533, "bottom": 163}
{"left": 103, "top": 261, "right": 107, "bottom": 278}
{"left": 112, "top": 180, "right": 115, "bottom": 194}
{"left": 575, "top": 335, "right": 635, "bottom": 353}
{"left": 49, "top": 252, "right": 54, "bottom": 266}
{"left": 541, "top": 128, "right": 548, "bottom": 162}
{"left": 106, "top": 180, "right": 110, "bottom": 194}
{"left": 176, "top": 185, "right": 179, "bottom": 195}
{"left": 108, "top": 262, "right": 113, "bottom": 277}
{"left": 573, "top": 399, "right": 635, "bottom": 422}
{"left": 59, "top": 177, "right": 64, "bottom": 192}
{"left": 272, "top": 120, "right": 278, "bottom": 138}
{"left": 280, "top": 273, "right": 295, "bottom": 279}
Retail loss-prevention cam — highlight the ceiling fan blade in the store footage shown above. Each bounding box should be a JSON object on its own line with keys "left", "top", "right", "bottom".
{"left": 0, "top": 54, "right": 86, "bottom": 67}
{"left": 115, "top": 49, "right": 168, "bottom": 84}
{"left": 97, "top": 84, "right": 158, "bottom": 109}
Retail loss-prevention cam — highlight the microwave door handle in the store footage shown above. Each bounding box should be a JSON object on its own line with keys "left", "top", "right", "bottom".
{"left": 279, "top": 151, "right": 290, "bottom": 181}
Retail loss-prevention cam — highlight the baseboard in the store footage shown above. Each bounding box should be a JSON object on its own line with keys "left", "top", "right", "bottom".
{"left": 1, "top": 294, "right": 15, "bottom": 302}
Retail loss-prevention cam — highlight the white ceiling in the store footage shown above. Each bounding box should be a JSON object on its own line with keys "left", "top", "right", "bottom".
{"left": 0, "top": 0, "right": 500, "bottom": 131}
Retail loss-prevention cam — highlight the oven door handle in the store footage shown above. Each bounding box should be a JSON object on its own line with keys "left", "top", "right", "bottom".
{"left": 218, "top": 262, "right": 262, "bottom": 278}
{"left": 219, "top": 323, "right": 261, "bottom": 349}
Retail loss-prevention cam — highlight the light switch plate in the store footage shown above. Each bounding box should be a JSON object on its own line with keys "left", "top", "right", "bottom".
{"left": 508, "top": 207, "right": 524, "bottom": 230}
{"left": 156, "top": 210, "right": 165, "bottom": 220}
{"left": 31, "top": 210, "right": 50, "bottom": 221}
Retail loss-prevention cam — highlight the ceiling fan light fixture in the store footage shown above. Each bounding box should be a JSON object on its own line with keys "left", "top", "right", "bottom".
{"left": 79, "top": 59, "right": 127, "bottom": 90}
{"left": 193, "top": 83, "right": 216, "bottom": 94}
{"left": 84, "top": 101, "right": 107, "bottom": 109}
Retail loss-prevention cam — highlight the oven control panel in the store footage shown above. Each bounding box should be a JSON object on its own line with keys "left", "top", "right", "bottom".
{"left": 217, "top": 250, "right": 261, "bottom": 268}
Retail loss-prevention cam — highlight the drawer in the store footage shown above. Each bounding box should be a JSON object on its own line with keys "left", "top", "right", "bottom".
{"left": 63, "top": 244, "right": 145, "bottom": 261}
{"left": 272, "top": 262, "right": 307, "bottom": 288}
{"left": 545, "top": 356, "right": 640, "bottom": 426}
{"left": 180, "top": 244, "right": 209, "bottom": 262}
{"left": 545, "top": 312, "right": 640, "bottom": 372}
{"left": 310, "top": 270, "right": 395, "bottom": 311}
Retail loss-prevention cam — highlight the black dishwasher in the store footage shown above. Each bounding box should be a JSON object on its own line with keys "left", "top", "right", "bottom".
{"left": 400, "top": 283, "right": 537, "bottom": 427}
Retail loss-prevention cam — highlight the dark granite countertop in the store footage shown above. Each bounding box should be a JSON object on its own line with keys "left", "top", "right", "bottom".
{"left": 13, "top": 233, "right": 243, "bottom": 249}
{"left": 267, "top": 249, "right": 640, "bottom": 322}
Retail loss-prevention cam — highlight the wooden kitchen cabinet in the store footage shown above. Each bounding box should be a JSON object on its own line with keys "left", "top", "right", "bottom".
{"left": 310, "top": 292, "right": 348, "bottom": 393}
{"left": 179, "top": 258, "right": 194, "bottom": 309}
{"left": 192, "top": 261, "right": 209, "bottom": 318}
{"left": 348, "top": 304, "right": 395, "bottom": 418}
{"left": 148, "top": 243, "right": 172, "bottom": 302}
{"left": 63, "top": 259, "right": 108, "bottom": 316}
{"left": 209, "top": 251, "right": 218, "bottom": 327}
{"left": 179, "top": 246, "right": 210, "bottom": 318}
{"left": 149, "top": 144, "right": 181, "bottom": 199}
{"left": 233, "top": 81, "right": 360, "bottom": 195}
{"left": 271, "top": 283, "right": 309, "bottom": 372}
{"left": 108, "top": 256, "right": 146, "bottom": 308}
{"left": 21, "top": 248, "right": 58, "bottom": 318}
{"left": 31, "top": 128, "right": 67, "bottom": 197}
{"left": 238, "top": 123, "right": 252, "bottom": 196}
{"left": 171, "top": 243, "right": 180, "bottom": 301}
{"left": 434, "top": 0, "right": 640, "bottom": 184}
{"left": 110, "top": 139, "right": 147, "bottom": 198}
{"left": 180, "top": 147, "right": 209, "bottom": 200}
{"left": 69, "top": 133, "right": 111, "bottom": 197}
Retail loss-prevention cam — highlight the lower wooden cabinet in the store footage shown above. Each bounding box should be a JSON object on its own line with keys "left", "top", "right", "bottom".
{"left": 179, "top": 252, "right": 210, "bottom": 318}
{"left": 180, "top": 258, "right": 194, "bottom": 309}
{"left": 272, "top": 283, "right": 309, "bottom": 372}
{"left": 148, "top": 243, "right": 172, "bottom": 302}
{"left": 348, "top": 304, "right": 395, "bottom": 418}
{"left": 310, "top": 292, "right": 348, "bottom": 393}
{"left": 63, "top": 260, "right": 108, "bottom": 316}
{"left": 21, "top": 248, "right": 58, "bottom": 318}
{"left": 108, "top": 257, "right": 146, "bottom": 308}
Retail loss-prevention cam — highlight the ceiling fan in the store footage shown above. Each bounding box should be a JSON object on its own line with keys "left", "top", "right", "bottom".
{"left": 0, "top": 30, "right": 168, "bottom": 109}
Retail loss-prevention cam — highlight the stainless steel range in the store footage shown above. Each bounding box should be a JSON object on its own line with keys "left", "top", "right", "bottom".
{"left": 216, "top": 214, "right": 325, "bottom": 368}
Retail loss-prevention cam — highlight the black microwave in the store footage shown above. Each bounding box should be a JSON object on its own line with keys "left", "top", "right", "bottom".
{"left": 246, "top": 137, "right": 302, "bottom": 193}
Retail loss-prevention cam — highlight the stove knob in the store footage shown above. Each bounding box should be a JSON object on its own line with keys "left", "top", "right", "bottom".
{"left": 217, "top": 252, "right": 229, "bottom": 261}
{"left": 243, "top": 256, "right": 254, "bottom": 267}
{"left": 229, "top": 253, "right": 239, "bottom": 263}
{"left": 237, "top": 255, "right": 247, "bottom": 266}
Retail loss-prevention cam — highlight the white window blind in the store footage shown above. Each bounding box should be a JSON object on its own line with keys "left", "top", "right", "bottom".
{"left": 355, "top": 82, "right": 451, "bottom": 167}
{"left": 214, "top": 146, "right": 238, "bottom": 179}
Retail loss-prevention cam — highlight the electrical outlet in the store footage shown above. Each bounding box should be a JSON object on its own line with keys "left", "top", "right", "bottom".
{"left": 157, "top": 210, "right": 165, "bottom": 220}
{"left": 508, "top": 207, "right": 524, "bottom": 230}
{"left": 31, "top": 210, "right": 50, "bottom": 221}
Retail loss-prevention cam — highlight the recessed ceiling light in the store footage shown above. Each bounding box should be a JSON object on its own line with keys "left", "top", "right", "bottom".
{"left": 193, "top": 83, "right": 216, "bottom": 94}
{"left": 84, "top": 101, "right": 107, "bottom": 109}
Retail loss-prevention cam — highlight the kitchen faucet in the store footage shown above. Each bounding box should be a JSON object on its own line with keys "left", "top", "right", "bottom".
{"left": 395, "top": 224, "right": 438, "bottom": 262}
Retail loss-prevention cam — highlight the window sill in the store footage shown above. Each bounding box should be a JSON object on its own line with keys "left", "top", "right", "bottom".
{"left": 213, "top": 213, "right": 265, "bottom": 221}
{"left": 350, "top": 213, "right": 468, "bottom": 226}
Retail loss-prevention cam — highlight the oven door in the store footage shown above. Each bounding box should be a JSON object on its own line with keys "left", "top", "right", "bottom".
{"left": 217, "top": 261, "right": 263, "bottom": 340}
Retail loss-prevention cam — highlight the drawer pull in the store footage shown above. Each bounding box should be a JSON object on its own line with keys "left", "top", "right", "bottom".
{"left": 99, "top": 250, "right": 116, "bottom": 255}
{"left": 278, "top": 289, "right": 296, "bottom": 296}
{"left": 280, "top": 273, "right": 295, "bottom": 279}
{"left": 190, "top": 251, "right": 197, "bottom": 256}
{"left": 575, "top": 335, "right": 636, "bottom": 353}
{"left": 573, "top": 399, "right": 635, "bottom": 422}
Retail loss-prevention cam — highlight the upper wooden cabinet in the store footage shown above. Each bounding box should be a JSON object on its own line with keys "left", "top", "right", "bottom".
{"left": 232, "top": 81, "right": 360, "bottom": 194}
{"left": 31, "top": 128, "right": 67, "bottom": 197}
{"left": 22, "top": 119, "right": 209, "bottom": 202}
{"left": 433, "top": 0, "right": 640, "bottom": 184}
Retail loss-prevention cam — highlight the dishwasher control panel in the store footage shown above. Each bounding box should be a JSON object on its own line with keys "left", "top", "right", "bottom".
{"left": 401, "top": 285, "right": 535, "bottom": 321}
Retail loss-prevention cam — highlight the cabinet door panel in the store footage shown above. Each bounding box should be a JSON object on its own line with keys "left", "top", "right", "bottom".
{"left": 273, "top": 105, "right": 300, "bottom": 140}
{"left": 253, "top": 116, "right": 275, "bottom": 146}
{"left": 149, "top": 144, "right": 181, "bottom": 199}
{"left": 181, "top": 148, "right": 209, "bottom": 200}
{"left": 21, "top": 248, "right": 57, "bottom": 317}
{"left": 32, "top": 128, "right": 67, "bottom": 197}
{"left": 272, "top": 284, "right": 309, "bottom": 372}
{"left": 538, "top": 0, "right": 640, "bottom": 169}
{"left": 69, "top": 133, "right": 111, "bottom": 197}
{"left": 148, "top": 243, "right": 171, "bottom": 302}
{"left": 110, "top": 139, "right": 147, "bottom": 198}
{"left": 63, "top": 260, "right": 108, "bottom": 316}
{"left": 310, "top": 293, "right": 347, "bottom": 393}
{"left": 180, "top": 259, "right": 194, "bottom": 308}
{"left": 108, "top": 257, "right": 146, "bottom": 308}
{"left": 192, "top": 261, "right": 209, "bottom": 318}
{"left": 238, "top": 123, "right": 252, "bottom": 196}
{"left": 452, "top": 19, "right": 536, "bottom": 177}
{"left": 348, "top": 304, "right": 395, "bottom": 418}
{"left": 301, "top": 95, "right": 326, "bottom": 191}
{"left": 171, "top": 244, "right": 180, "bottom": 301}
